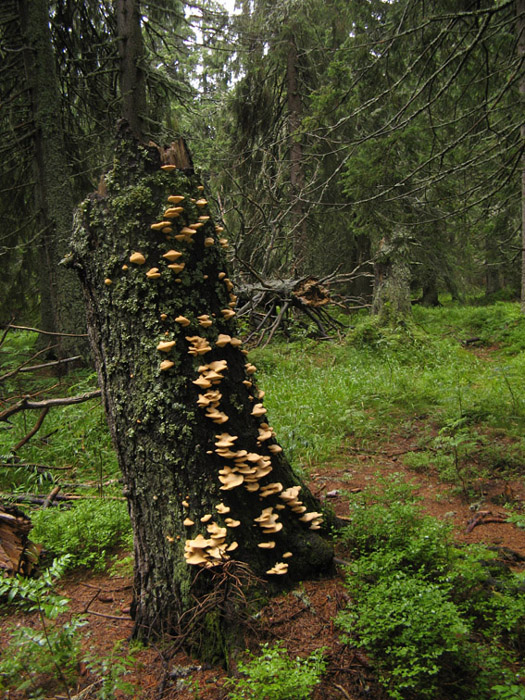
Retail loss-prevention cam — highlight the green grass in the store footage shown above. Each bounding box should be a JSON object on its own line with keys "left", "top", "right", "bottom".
{"left": 251, "top": 302, "right": 525, "bottom": 471}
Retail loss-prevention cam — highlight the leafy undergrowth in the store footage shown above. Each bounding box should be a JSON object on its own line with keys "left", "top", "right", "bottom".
{"left": 0, "top": 301, "right": 524, "bottom": 698}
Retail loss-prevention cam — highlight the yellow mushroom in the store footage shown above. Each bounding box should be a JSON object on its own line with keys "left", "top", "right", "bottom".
{"left": 160, "top": 360, "right": 175, "bottom": 371}
{"left": 175, "top": 315, "right": 191, "bottom": 326}
{"left": 104, "top": 278, "right": 112, "bottom": 286}
{"left": 146, "top": 268, "right": 161, "bottom": 279}
{"left": 167, "top": 195, "right": 185, "bottom": 204}
{"left": 157, "top": 340, "right": 176, "bottom": 352}
{"left": 162, "top": 250, "right": 183, "bottom": 262}
{"left": 129, "top": 252, "right": 146, "bottom": 265}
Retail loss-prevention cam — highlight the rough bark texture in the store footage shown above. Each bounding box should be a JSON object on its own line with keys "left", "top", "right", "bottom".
{"left": 69, "top": 127, "right": 333, "bottom": 658}
{"left": 117, "top": 0, "right": 146, "bottom": 140}
{"left": 517, "top": 0, "right": 525, "bottom": 313}
{"left": 19, "top": 0, "right": 87, "bottom": 359}
{"left": 372, "top": 234, "right": 412, "bottom": 321}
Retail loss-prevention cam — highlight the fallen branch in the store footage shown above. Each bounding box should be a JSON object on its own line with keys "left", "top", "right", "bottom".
{"left": 0, "top": 389, "right": 101, "bottom": 422}
{"left": 18, "top": 355, "right": 83, "bottom": 373}
{"left": 466, "top": 510, "right": 507, "bottom": 533}
{"left": 1, "top": 323, "right": 88, "bottom": 338}
{"left": 12, "top": 407, "right": 49, "bottom": 452}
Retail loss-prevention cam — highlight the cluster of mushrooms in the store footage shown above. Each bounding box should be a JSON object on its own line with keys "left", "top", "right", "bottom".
{"left": 108, "top": 163, "right": 323, "bottom": 576}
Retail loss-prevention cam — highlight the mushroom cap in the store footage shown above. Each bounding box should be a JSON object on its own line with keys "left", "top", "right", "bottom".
{"left": 299, "top": 511, "right": 324, "bottom": 523}
{"left": 161, "top": 164, "right": 176, "bottom": 171}
{"left": 226, "top": 542, "right": 238, "bottom": 552}
{"left": 282, "top": 552, "right": 293, "bottom": 559}
{"left": 204, "top": 237, "right": 215, "bottom": 246}
{"left": 160, "top": 360, "right": 175, "bottom": 371}
{"left": 221, "top": 309, "right": 236, "bottom": 320}
{"left": 193, "top": 375, "right": 212, "bottom": 389}
{"left": 216, "top": 503, "right": 230, "bottom": 514}
{"left": 151, "top": 220, "right": 172, "bottom": 230}
{"left": 167, "top": 263, "right": 185, "bottom": 273}
{"left": 225, "top": 518, "right": 240, "bottom": 528}
{"left": 257, "top": 541, "right": 276, "bottom": 549}
{"left": 216, "top": 334, "right": 232, "bottom": 348}
{"left": 182, "top": 500, "right": 189, "bottom": 507}
{"left": 162, "top": 249, "right": 183, "bottom": 262}
{"left": 185, "top": 551, "right": 209, "bottom": 565}
{"left": 251, "top": 403, "right": 267, "bottom": 418}
{"left": 259, "top": 482, "right": 283, "bottom": 498}
{"left": 157, "top": 340, "right": 176, "bottom": 352}
{"left": 268, "top": 444, "right": 283, "bottom": 454}
{"left": 245, "top": 364, "right": 257, "bottom": 375}
{"left": 104, "top": 278, "right": 112, "bottom": 286}
{"left": 175, "top": 315, "right": 191, "bottom": 326}
{"left": 146, "top": 268, "right": 161, "bottom": 278}
{"left": 200, "top": 514, "right": 212, "bottom": 523}
{"left": 215, "top": 433, "right": 238, "bottom": 448}
{"left": 167, "top": 195, "right": 185, "bottom": 204}
{"left": 266, "top": 562, "right": 288, "bottom": 575}
{"left": 183, "top": 518, "right": 195, "bottom": 526}
{"left": 129, "top": 252, "right": 146, "bottom": 265}
{"left": 218, "top": 469, "right": 244, "bottom": 490}
{"left": 122, "top": 264, "right": 129, "bottom": 270}
{"left": 185, "top": 534, "right": 211, "bottom": 549}
{"left": 195, "top": 198, "right": 208, "bottom": 207}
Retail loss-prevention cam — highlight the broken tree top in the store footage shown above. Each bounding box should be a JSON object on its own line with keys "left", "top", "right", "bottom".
{"left": 70, "top": 132, "right": 333, "bottom": 596}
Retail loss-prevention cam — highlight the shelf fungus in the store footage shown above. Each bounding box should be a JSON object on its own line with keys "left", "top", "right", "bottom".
{"left": 245, "top": 363, "right": 257, "bottom": 375}
{"left": 175, "top": 315, "right": 191, "bottom": 327}
{"left": 167, "top": 195, "right": 185, "bottom": 204}
{"left": 221, "top": 309, "right": 236, "bottom": 320}
{"left": 146, "top": 267, "right": 161, "bottom": 279}
{"left": 104, "top": 278, "right": 112, "bottom": 286}
{"left": 216, "top": 503, "right": 230, "bottom": 514}
{"left": 268, "top": 444, "right": 283, "bottom": 454}
{"left": 216, "top": 334, "right": 232, "bottom": 348}
{"left": 186, "top": 336, "right": 212, "bottom": 356}
{"left": 183, "top": 518, "right": 195, "bottom": 527}
{"left": 225, "top": 518, "right": 240, "bottom": 528}
{"left": 151, "top": 221, "right": 172, "bottom": 231}
{"left": 254, "top": 507, "right": 282, "bottom": 534}
{"left": 205, "top": 407, "right": 229, "bottom": 424}
{"left": 251, "top": 403, "right": 267, "bottom": 418}
{"left": 299, "top": 512, "right": 324, "bottom": 530}
{"left": 162, "top": 249, "right": 183, "bottom": 262}
{"left": 157, "top": 339, "right": 176, "bottom": 353}
{"left": 259, "top": 482, "right": 283, "bottom": 499}
{"left": 159, "top": 360, "right": 175, "bottom": 371}
{"left": 195, "top": 198, "right": 208, "bottom": 207}
{"left": 218, "top": 466, "right": 244, "bottom": 490}
{"left": 258, "top": 541, "right": 276, "bottom": 549}
{"left": 204, "top": 237, "right": 215, "bottom": 247}
{"left": 167, "top": 263, "right": 185, "bottom": 273}
{"left": 266, "top": 562, "right": 288, "bottom": 575}
{"left": 200, "top": 514, "right": 212, "bottom": 523}
{"left": 129, "top": 252, "right": 146, "bottom": 265}
{"left": 198, "top": 314, "right": 213, "bottom": 328}
{"left": 164, "top": 207, "right": 184, "bottom": 218}
{"left": 161, "top": 164, "right": 176, "bottom": 171}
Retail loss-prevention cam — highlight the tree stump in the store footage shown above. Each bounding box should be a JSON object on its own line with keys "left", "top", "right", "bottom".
{"left": 69, "top": 126, "right": 333, "bottom": 660}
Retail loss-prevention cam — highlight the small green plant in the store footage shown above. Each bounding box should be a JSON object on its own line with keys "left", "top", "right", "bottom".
{"left": 225, "top": 642, "right": 326, "bottom": 700}
{"left": 31, "top": 498, "right": 132, "bottom": 569}
{"left": 491, "top": 683, "right": 525, "bottom": 700}
{"left": 0, "top": 556, "right": 86, "bottom": 698}
{"left": 83, "top": 640, "right": 138, "bottom": 698}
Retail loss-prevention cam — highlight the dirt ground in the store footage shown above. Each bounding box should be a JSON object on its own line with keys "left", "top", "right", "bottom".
{"left": 1, "top": 425, "right": 524, "bottom": 699}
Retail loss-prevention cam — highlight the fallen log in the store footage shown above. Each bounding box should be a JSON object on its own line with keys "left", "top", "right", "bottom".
{"left": 0, "top": 503, "right": 41, "bottom": 575}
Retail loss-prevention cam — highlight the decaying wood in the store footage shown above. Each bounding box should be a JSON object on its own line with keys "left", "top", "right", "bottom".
{"left": 236, "top": 264, "right": 373, "bottom": 347}
{"left": 0, "top": 503, "right": 41, "bottom": 575}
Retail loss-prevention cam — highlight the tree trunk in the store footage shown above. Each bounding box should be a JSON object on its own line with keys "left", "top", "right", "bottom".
{"left": 287, "top": 36, "right": 307, "bottom": 275}
{"left": 371, "top": 233, "right": 412, "bottom": 322}
{"left": 116, "top": 0, "right": 146, "bottom": 140}
{"left": 19, "top": 0, "right": 87, "bottom": 360}
{"left": 69, "top": 126, "right": 333, "bottom": 660}
{"left": 517, "top": 0, "right": 525, "bottom": 313}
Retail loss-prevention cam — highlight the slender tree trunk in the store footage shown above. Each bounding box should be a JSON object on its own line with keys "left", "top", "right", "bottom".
{"left": 287, "top": 36, "right": 307, "bottom": 274}
{"left": 372, "top": 232, "right": 412, "bottom": 322}
{"left": 19, "top": 0, "right": 87, "bottom": 359}
{"left": 69, "top": 127, "right": 333, "bottom": 660}
{"left": 116, "top": 0, "right": 146, "bottom": 140}
{"left": 517, "top": 0, "right": 525, "bottom": 312}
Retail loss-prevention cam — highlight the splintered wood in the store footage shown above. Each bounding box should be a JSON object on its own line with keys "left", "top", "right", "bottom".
{"left": 0, "top": 504, "right": 40, "bottom": 575}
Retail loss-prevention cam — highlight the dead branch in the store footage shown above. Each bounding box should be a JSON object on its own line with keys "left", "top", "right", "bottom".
{"left": 0, "top": 389, "right": 101, "bottom": 422}
{"left": 1, "top": 323, "right": 88, "bottom": 338}
{"left": 12, "top": 407, "right": 49, "bottom": 451}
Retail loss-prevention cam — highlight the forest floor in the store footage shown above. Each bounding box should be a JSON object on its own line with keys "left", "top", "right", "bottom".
{"left": 2, "top": 417, "right": 523, "bottom": 700}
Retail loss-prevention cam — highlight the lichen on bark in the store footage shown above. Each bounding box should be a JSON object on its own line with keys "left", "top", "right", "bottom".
{"left": 69, "top": 126, "right": 333, "bottom": 655}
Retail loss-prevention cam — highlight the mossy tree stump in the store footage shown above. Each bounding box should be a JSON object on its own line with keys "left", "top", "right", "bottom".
{"left": 69, "top": 128, "right": 333, "bottom": 658}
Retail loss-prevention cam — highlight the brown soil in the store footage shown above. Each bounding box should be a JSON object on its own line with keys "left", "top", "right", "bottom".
{"left": 1, "top": 425, "right": 523, "bottom": 699}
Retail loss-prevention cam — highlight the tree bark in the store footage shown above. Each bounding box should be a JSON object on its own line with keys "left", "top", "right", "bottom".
{"left": 19, "top": 0, "right": 87, "bottom": 360}
{"left": 116, "top": 0, "right": 147, "bottom": 140}
{"left": 517, "top": 0, "right": 525, "bottom": 313}
{"left": 371, "top": 232, "right": 412, "bottom": 322}
{"left": 69, "top": 126, "right": 333, "bottom": 659}
{"left": 287, "top": 35, "right": 307, "bottom": 275}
